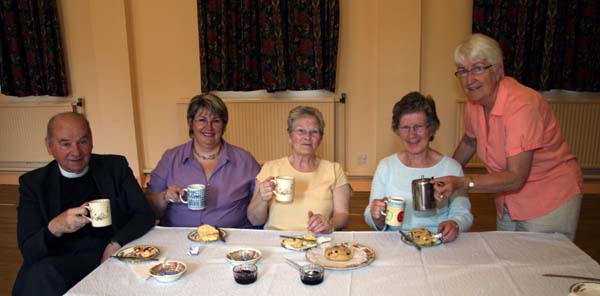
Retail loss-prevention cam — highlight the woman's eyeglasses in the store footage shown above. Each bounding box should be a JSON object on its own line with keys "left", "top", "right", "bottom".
{"left": 293, "top": 128, "right": 320, "bottom": 137}
{"left": 398, "top": 124, "right": 429, "bottom": 134}
{"left": 454, "top": 65, "right": 493, "bottom": 77}
{"left": 193, "top": 117, "right": 223, "bottom": 127}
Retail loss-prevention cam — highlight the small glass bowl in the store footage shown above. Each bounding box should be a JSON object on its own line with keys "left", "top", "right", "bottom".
{"left": 233, "top": 263, "right": 257, "bottom": 285}
{"left": 300, "top": 264, "right": 324, "bottom": 285}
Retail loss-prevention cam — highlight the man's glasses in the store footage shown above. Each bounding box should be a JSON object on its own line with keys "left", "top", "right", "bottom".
{"left": 454, "top": 65, "right": 493, "bottom": 77}
{"left": 398, "top": 124, "right": 429, "bottom": 134}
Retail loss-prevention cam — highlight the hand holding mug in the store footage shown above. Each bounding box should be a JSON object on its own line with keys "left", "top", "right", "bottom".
{"left": 369, "top": 198, "right": 388, "bottom": 222}
{"left": 48, "top": 205, "right": 90, "bottom": 237}
{"left": 164, "top": 184, "right": 185, "bottom": 204}
{"left": 257, "top": 177, "right": 276, "bottom": 202}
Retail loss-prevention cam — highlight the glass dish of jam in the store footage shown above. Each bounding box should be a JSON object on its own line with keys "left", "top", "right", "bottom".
{"left": 300, "top": 264, "right": 324, "bottom": 285}
{"left": 233, "top": 263, "right": 257, "bottom": 285}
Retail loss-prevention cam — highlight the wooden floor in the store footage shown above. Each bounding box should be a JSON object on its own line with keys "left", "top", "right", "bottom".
{"left": 1, "top": 185, "right": 599, "bottom": 295}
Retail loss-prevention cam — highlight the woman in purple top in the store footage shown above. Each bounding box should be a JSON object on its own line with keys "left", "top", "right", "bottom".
{"left": 146, "top": 94, "right": 260, "bottom": 227}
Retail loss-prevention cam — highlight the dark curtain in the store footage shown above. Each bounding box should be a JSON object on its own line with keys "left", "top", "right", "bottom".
{"left": 0, "top": 0, "right": 68, "bottom": 97}
{"left": 473, "top": 0, "right": 600, "bottom": 92}
{"left": 197, "top": 0, "right": 339, "bottom": 92}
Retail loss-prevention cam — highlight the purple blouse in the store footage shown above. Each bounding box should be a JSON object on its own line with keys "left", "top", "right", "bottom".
{"left": 148, "top": 140, "right": 259, "bottom": 228}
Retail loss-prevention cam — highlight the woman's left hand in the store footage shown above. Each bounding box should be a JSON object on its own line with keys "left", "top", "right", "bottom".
{"left": 307, "top": 211, "right": 333, "bottom": 234}
{"left": 437, "top": 220, "right": 460, "bottom": 243}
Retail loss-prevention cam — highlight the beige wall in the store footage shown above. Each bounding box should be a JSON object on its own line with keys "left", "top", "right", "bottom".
{"left": 0, "top": 0, "right": 141, "bottom": 184}
{"left": 0, "top": 0, "right": 473, "bottom": 184}
{"left": 421, "top": 0, "right": 472, "bottom": 155}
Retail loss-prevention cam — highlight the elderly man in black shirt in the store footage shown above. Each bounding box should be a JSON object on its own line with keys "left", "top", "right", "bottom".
{"left": 13, "top": 112, "right": 155, "bottom": 296}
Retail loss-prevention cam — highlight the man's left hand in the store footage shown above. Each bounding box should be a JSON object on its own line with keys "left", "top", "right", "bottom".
{"left": 101, "top": 241, "right": 121, "bottom": 263}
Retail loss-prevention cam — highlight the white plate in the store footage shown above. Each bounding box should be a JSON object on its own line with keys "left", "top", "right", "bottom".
{"left": 305, "top": 242, "right": 375, "bottom": 270}
{"left": 187, "top": 228, "right": 227, "bottom": 242}
{"left": 114, "top": 245, "right": 160, "bottom": 262}
{"left": 281, "top": 236, "right": 318, "bottom": 251}
{"left": 569, "top": 282, "right": 600, "bottom": 296}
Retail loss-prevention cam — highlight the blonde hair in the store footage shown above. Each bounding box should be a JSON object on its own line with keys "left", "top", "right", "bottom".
{"left": 287, "top": 106, "right": 325, "bottom": 136}
{"left": 186, "top": 93, "right": 228, "bottom": 137}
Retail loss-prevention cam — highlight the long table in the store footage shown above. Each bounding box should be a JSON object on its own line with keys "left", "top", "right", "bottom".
{"left": 66, "top": 227, "right": 600, "bottom": 295}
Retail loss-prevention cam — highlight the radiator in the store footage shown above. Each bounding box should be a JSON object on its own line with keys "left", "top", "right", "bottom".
{"left": 0, "top": 102, "right": 74, "bottom": 170}
{"left": 456, "top": 100, "right": 600, "bottom": 169}
{"left": 176, "top": 98, "right": 336, "bottom": 164}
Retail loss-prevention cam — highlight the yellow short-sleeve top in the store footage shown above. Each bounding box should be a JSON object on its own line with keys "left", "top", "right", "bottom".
{"left": 257, "top": 157, "right": 348, "bottom": 230}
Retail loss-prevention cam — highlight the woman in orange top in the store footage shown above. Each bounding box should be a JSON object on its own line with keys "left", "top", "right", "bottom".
{"left": 433, "top": 34, "right": 583, "bottom": 240}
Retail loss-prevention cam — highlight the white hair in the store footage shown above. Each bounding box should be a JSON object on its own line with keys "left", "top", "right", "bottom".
{"left": 454, "top": 33, "right": 503, "bottom": 68}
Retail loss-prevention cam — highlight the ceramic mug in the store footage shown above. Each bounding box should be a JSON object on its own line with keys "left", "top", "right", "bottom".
{"left": 272, "top": 176, "right": 294, "bottom": 203}
{"left": 179, "top": 184, "right": 206, "bottom": 210}
{"left": 84, "top": 198, "right": 112, "bottom": 227}
{"left": 379, "top": 197, "right": 406, "bottom": 227}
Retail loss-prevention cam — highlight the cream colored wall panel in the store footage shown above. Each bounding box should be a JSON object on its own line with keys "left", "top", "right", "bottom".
{"left": 421, "top": 0, "right": 472, "bottom": 155}
{"left": 0, "top": 103, "right": 72, "bottom": 168}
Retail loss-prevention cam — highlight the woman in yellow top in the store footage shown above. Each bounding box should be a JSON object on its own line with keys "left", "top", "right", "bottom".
{"left": 247, "top": 106, "right": 351, "bottom": 233}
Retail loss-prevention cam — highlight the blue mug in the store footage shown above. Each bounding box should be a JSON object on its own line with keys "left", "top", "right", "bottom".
{"left": 179, "top": 184, "right": 206, "bottom": 210}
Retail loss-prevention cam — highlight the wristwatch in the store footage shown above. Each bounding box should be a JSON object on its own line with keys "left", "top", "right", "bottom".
{"left": 467, "top": 177, "right": 475, "bottom": 190}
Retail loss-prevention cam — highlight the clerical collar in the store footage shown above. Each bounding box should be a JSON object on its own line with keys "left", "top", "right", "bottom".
{"left": 59, "top": 164, "right": 89, "bottom": 178}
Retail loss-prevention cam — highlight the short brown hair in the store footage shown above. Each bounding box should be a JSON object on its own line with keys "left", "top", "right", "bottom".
{"left": 187, "top": 93, "right": 229, "bottom": 137}
{"left": 392, "top": 92, "right": 440, "bottom": 141}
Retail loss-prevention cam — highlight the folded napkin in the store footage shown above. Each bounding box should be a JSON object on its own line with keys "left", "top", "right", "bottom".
{"left": 128, "top": 257, "right": 166, "bottom": 280}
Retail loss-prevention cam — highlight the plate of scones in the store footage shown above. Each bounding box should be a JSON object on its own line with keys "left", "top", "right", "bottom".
{"left": 305, "top": 242, "right": 375, "bottom": 270}
{"left": 401, "top": 227, "right": 442, "bottom": 247}
{"left": 114, "top": 245, "right": 160, "bottom": 262}
{"left": 188, "top": 224, "right": 227, "bottom": 242}
{"left": 281, "top": 234, "right": 318, "bottom": 251}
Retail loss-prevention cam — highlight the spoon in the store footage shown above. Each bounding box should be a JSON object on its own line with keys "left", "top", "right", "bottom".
{"left": 399, "top": 230, "right": 421, "bottom": 251}
{"left": 285, "top": 258, "right": 302, "bottom": 271}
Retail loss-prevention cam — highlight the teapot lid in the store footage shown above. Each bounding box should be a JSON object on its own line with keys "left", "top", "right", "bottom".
{"left": 412, "top": 175, "right": 434, "bottom": 183}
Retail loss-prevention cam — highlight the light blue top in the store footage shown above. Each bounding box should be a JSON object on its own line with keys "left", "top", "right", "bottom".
{"left": 364, "top": 154, "right": 473, "bottom": 233}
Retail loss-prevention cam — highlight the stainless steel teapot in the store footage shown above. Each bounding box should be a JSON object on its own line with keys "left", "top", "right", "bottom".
{"left": 412, "top": 175, "right": 436, "bottom": 211}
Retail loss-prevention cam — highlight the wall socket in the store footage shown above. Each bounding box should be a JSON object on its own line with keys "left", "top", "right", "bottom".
{"left": 357, "top": 153, "right": 367, "bottom": 165}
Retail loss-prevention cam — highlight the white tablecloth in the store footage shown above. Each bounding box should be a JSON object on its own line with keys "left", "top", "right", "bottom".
{"left": 66, "top": 227, "right": 600, "bottom": 296}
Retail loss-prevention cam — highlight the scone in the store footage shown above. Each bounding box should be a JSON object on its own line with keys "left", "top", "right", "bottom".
{"left": 197, "top": 224, "right": 219, "bottom": 241}
{"left": 325, "top": 245, "right": 353, "bottom": 261}
{"left": 410, "top": 227, "right": 434, "bottom": 247}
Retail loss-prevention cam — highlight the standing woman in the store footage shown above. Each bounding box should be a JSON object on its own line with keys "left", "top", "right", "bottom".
{"left": 247, "top": 106, "right": 351, "bottom": 233}
{"left": 433, "top": 34, "right": 583, "bottom": 240}
{"left": 146, "top": 94, "right": 260, "bottom": 227}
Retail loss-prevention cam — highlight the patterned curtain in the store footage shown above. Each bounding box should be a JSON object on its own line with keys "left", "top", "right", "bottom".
{"left": 197, "top": 0, "right": 339, "bottom": 92}
{"left": 0, "top": 0, "right": 68, "bottom": 97}
{"left": 473, "top": 0, "right": 600, "bottom": 92}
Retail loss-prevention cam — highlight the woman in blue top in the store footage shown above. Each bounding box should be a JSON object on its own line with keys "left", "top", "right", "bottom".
{"left": 364, "top": 92, "right": 473, "bottom": 242}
